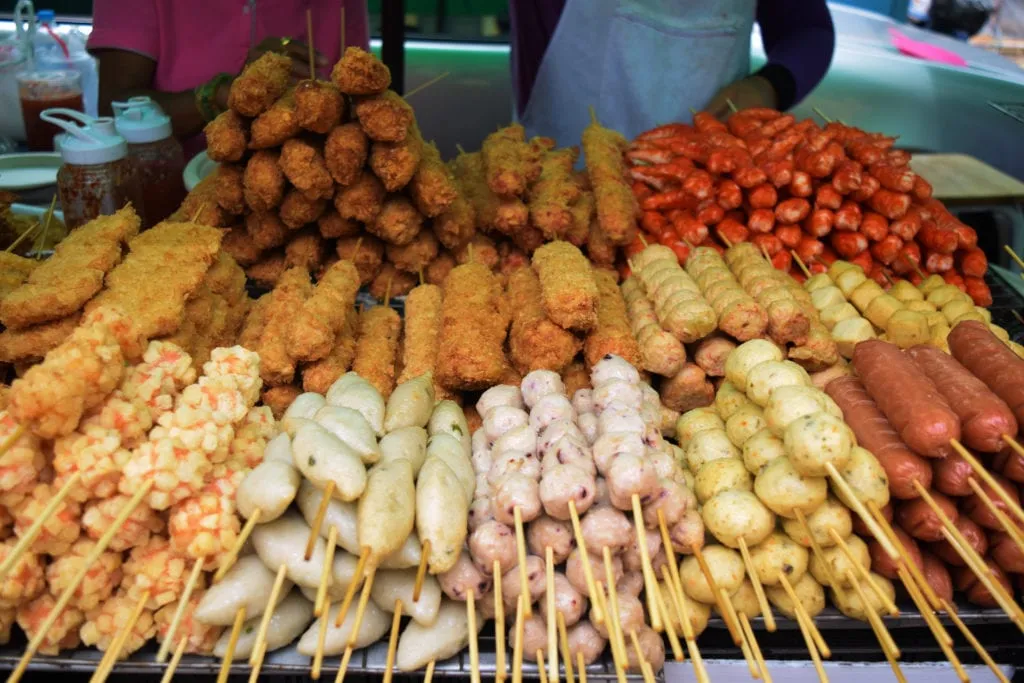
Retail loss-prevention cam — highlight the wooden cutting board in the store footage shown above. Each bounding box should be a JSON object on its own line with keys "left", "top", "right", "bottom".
{"left": 910, "top": 153, "right": 1024, "bottom": 204}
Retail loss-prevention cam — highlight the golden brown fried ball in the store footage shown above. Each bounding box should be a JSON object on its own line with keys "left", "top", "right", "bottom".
{"left": 279, "top": 138, "right": 334, "bottom": 200}
{"left": 324, "top": 123, "right": 369, "bottom": 186}
{"left": 214, "top": 165, "right": 245, "bottom": 215}
{"left": 369, "top": 262, "right": 417, "bottom": 301}
{"left": 221, "top": 226, "right": 263, "bottom": 267}
{"left": 249, "top": 89, "right": 300, "bottom": 149}
{"left": 369, "top": 196, "right": 423, "bottom": 246}
{"left": 334, "top": 171, "right": 385, "bottom": 223}
{"left": 294, "top": 79, "right": 344, "bottom": 134}
{"left": 317, "top": 208, "right": 361, "bottom": 239}
{"left": 279, "top": 189, "right": 328, "bottom": 229}
{"left": 354, "top": 91, "right": 412, "bottom": 142}
{"left": 336, "top": 235, "right": 384, "bottom": 285}
{"left": 243, "top": 150, "right": 286, "bottom": 212}
{"left": 228, "top": 52, "right": 292, "bottom": 117}
{"left": 246, "top": 212, "right": 290, "bottom": 250}
{"left": 284, "top": 229, "right": 326, "bottom": 272}
{"left": 369, "top": 135, "right": 421, "bottom": 192}
{"left": 246, "top": 251, "right": 287, "bottom": 289}
{"left": 331, "top": 47, "right": 391, "bottom": 95}
{"left": 385, "top": 230, "right": 439, "bottom": 274}
{"left": 425, "top": 252, "right": 456, "bottom": 286}
{"left": 204, "top": 110, "right": 248, "bottom": 163}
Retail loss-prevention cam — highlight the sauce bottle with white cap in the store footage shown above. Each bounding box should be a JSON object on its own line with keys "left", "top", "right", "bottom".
{"left": 41, "top": 108, "right": 144, "bottom": 230}
{"left": 113, "top": 96, "right": 186, "bottom": 228}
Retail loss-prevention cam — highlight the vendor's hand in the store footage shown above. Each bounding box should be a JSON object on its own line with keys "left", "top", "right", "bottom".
{"left": 248, "top": 37, "right": 328, "bottom": 79}
{"left": 704, "top": 75, "right": 778, "bottom": 120}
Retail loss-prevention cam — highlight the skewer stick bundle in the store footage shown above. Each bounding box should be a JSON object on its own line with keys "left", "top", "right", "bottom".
{"left": 91, "top": 589, "right": 152, "bottom": 683}
{"left": 0, "top": 471, "right": 82, "bottom": 582}
{"left": 692, "top": 545, "right": 742, "bottom": 646}
{"left": 739, "top": 612, "right": 771, "bottom": 683}
{"left": 630, "top": 494, "right": 662, "bottom": 632}
{"left": 778, "top": 573, "right": 830, "bottom": 659}
{"left": 737, "top": 536, "right": 775, "bottom": 632}
{"left": 217, "top": 607, "right": 247, "bottom": 683}
{"left": 898, "top": 567, "right": 966, "bottom": 682}
{"left": 827, "top": 528, "right": 897, "bottom": 616}
{"left": 347, "top": 564, "right": 377, "bottom": 647}
{"left": 569, "top": 500, "right": 603, "bottom": 624}
{"left": 160, "top": 637, "right": 188, "bottom": 683}
{"left": 383, "top": 599, "right": 404, "bottom": 683}
{"left": 305, "top": 481, "right": 336, "bottom": 560}
{"left": 215, "top": 507, "right": 262, "bottom": 582}
{"left": 942, "top": 598, "right": 1008, "bottom": 683}
{"left": 494, "top": 559, "right": 507, "bottom": 683}
{"left": 249, "top": 564, "right": 290, "bottom": 666}
{"left": 335, "top": 547, "right": 370, "bottom": 627}
{"left": 825, "top": 462, "right": 899, "bottom": 561}
{"left": 467, "top": 591, "right": 481, "bottom": 683}
{"left": 316, "top": 526, "right": 340, "bottom": 617}
{"left": 719, "top": 585, "right": 759, "bottom": 679}
{"left": 795, "top": 509, "right": 847, "bottom": 605}
{"left": 545, "top": 547, "right": 559, "bottom": 683}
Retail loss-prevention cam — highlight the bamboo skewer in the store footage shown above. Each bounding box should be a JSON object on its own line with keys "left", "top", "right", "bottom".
{"left": 966, "top": 477, "right": 1024, "bottom": 555}
{"left": 653, "top": 575, "right": 683, "bottom": 662}
{"left": 601, "top": 549, "right": 629, "bottom": 674}
{"left": 794, "top": 509, "right": 848, "bottom": 605}
{"left": 778, "top": 573, "right": 830, "bottom": 658}
{"left": 720, "top": 586, "right": 760, "bottom": 680}
{"left": 898, "top": 566, "right": 967, "bottom": 682}
{"left": 249, "top": 564, "right": 290, "bottom": 678}
{"left": 512, "top": 595, "right": 526, "bottom": 683}
{"left": 423, "top": 659, "right": 436, "bottom": 683}
{"left": 537, "top": 649, "right": 550, "bottom": 683}
{"left": 791, "top": 250, "right": 813, "bottom": 279}
{"left": 467, "top": 591, "right": 481, "bottom": 683}
{"left": 692, "top": 545, "right": 742, "bottom": 645}
{"left": 305, "top": 480, "right": 336, "bottom": 560}
{"left": 4, "top": 221, "right": 39, "bottom": 253}
{"left": 346, "top": 564, "right": 378, "bottom": 647}
{"left": 0, "top": 471, "right": 82, "bottom": 582}
{"left": 790, "top": 601, "right": 828, "bottom": 683}
{"left": 334, "top": 645, "right": 355, "bottom": 683}
{"left": 514, "top": 506, "right": 532, "bottom": 618}
{"left": 160, "top": 637, "right": 188, "bottom": 683}
{"left": 739, "top": 612, "right": 772, "bottom": 683}
{"left": 494, "top": 559, "right": 507, "bottom": 683}
{"left": 157, "top": 559, "right": 205, "bottom": 661}
{"left": 737, "top": 536, "right": 775, "bottom": 632}
{"left": 0, "top": 423, "right": 27, "bottom": 459}
{"left": 942, "top": 598, "right": 1009, "bottom": 683}
{"left": 630, "top": 494, "right": 662, "bottom": 632}
{"left": 316, "top": 526, "right": 339, "bottom": 617}
{"left": 413, "top": 540, "right": 431, "bottom": 602}
{"left": 545, "top": 547, "right": 559, "bottom": 683}
{"left": 34, "top": 195, "right": 57, "bottom": 256}
{"left": 216, "top": 606, "right": 247, "bottom": 683}
{"left": 845, "top": 569, "right": 900, "bottom": 660}
{"left": 1003, "top": 244, "right": 1024, "bottom": 274}
{"left": 215, "top": 507, "right": 262, "bottom": 582}
{"left": 569, "top": 500, "right": 603, "bottom": 624}
{"left": 825, "top": 462, "right": 899, "bottom": 561}
{"left": 867, "top": 501, "right": 942, "bottom": 611}
{"left": 957, "top": 439, "right": 1024, "bottom": 528}
{"left": 306, "top": 8, "right": 316, "bottom": 78}
{"left": 403, "top": 72, "right": 451, "bottom": 101}
{"left": 662, "top": 565, "right": 708, "bottom": 683}
{"left": 577, "top": 652, "right": 588, "bottom": 683}
{"left": 91, "top": 589, "right": 152, "bottom": 683}
{"left": 629, "top": 630, "right": 656, "bottom": 683}
{"left": 383, "top": 599, "right": 404, "bottom": 683}
{"left": 334, "top": 547, "right": 370, "bottom": 627}
{"left": 311, "top": 598, "right": 333, "bottom": 680}
{"left": 827, "top": 529, "right": 898, "bottom": 617}
{"left": 558, "top": 612, "right": 575, "bottom": 683}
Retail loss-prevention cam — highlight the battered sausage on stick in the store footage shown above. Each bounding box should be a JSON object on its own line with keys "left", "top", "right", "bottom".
{"left": 583, "top": 117, "right": 639, "bottom": 245}
{"left": 410, "top": 135, "right": 458, "bottom": 218}
{"left": 584, "top": 269, "right": 641, "bottom": 369}
{"left": 396, "top": 283, "right": 444, "bottom": 390}
{"left": 948, "top": 320, "right": 1024, "bottom": 427}
{"left": 432, "top": 167, "right": 476, "bottom": 250}
{"left": 436, "top": 262, "right": 510, "bottom": 391}
{"left": 204, "top": 111, "right": 248, "bottom": 163}
{"left": 287, "top": 260, "right": 361, "bottom": 362}
{"left": 351, "top": 304, "right": 402, "bottom": 399}
{"left": 531, "top": 241, "right": 599, "bottom": 332}
{"left": 481, "top": 124, "right": 543, "bottom": 197}
{"left": 294, "top": 79, "right": 344, "bottom": 134}
{"left": 227, "top": 52, "right": 291, "bottom": 117}
{"left": 332, "top": 47, "right": 391, "bottom": 96}
{"left": 852, "top": 339, "right": 960, "bottom": 458}
{"left": 620, "top": 278, "right": 686, "bottom": 377}
{"left": 529, "top": 148, "right": 581, "bottom": 239}
{"left": 451, "top": 151, "right": 529, "bottom": 235}
{"left": 685, "top": 246, "right": 768, "bottom": 341}
{"left": 907, "top": 344, "right": 1017, "bottom": 453}
{"left": 303, "top": 309, "right": 359, "bottom": 395}
{"left": 824, "top": 374, "right": 932, "bottom": 499}
{"left": 506, "top": 266, "right": 581, "bottom": 374}
{"left": 631, "top": 245, "right": 717, "bottom": 343}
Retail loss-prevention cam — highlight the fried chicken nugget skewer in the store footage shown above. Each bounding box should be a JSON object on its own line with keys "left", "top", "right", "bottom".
{"left": 451, "top": 150, "right": 528, "bottom": 236}
{"left": 302, "top": 307, "right": 359, "bottom": 394}
{"left": 287, "top": 260, "right": 360, "bottom": 362}
{"left": 481, "top": 124, "right": 542, "bottom": 198}
{"left": 204, "top": 111, "right": 248, "bottom": 163}
{"left": 435, "top": 262, "right": 509, "bottom": 390}
{"left": 410, "top": 132, "right": 458, "bottom": 218}
{"left": 432, "top": 164, "right": 476, "bottom": 251}
{"left": 506, "top": 266, "right": 581, "bottom": 374}
{"left": 252, "top": 267, "right": 313, "bottom": 386}
{"left": 582, "top": 114, "right": 639, "bottom": 246}
{"left": 529, "top": 148, "right": 581, "bottom": 239}
{"left": 294, "top": 79, "right": 344, "bottom": 134}
{"left": 585, "top": 269, "right": 641, "bottom": 368}
{"left": 531, "top": 241, "right": 599, "bottom": 332}
{"left": 396, "top": 282, "right": 448, "bottom": 398}
{"left": 227, "top": 52, "right": 292, "bottom": 117}
{"left": 351, "top": 303, "right": 402, "bottom": 398}
{"left": 620, "top": 276, "right": 686, "bottom": 377}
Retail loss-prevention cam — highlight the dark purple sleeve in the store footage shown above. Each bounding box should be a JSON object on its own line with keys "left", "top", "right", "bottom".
{"left": 509, "top": 0, "right": 566, "bottom": 117}
{"left": 755, "top": 0, "right": 836, "bottom": 109}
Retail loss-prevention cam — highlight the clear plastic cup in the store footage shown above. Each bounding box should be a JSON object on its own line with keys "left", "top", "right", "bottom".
{"left": 17, "top": 69, "right": 83, "bottom": 151}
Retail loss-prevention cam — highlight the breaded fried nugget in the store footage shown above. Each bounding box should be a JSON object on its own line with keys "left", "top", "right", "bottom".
{"left": 385, "top": 230, "right": 438, "bottom": 273}
{"left": 0, "top": 314, "right": 81, "bottom": 363}
{"left": 173, "top": 175, "right": 231, "bottom": 226}
{"left": 507, "top": 266, "right": 581, "bottom": 374}
{"left": 243, "top": 150, "right": 286, "bottom": 212}
{"left": 284, "top": 229, "right": 326, "bottom": 272}
{"left": 239, "top": 293, "right": 270, "bottom": 349}
{"left": 221, "top": 226, "right": 263, "bottom": 267}
{"left": 351, "top": 304, "right": 401, "bottom": 397}
{"left": 397, "top": 283, "right": 442, "bottom": 385}
{"left": 228, "top": 52, "right": 292, "bottom": 117}
{"left": 450, "top": 151, "right": 527, "bottom": 235}
{"left": 279, "top": 189, "right": 328, "bottom": 229}
{"left": 249, "top": 88, "right": 300, "bottom": 149}
{"left": 511, "top": 223, "right": 545, "bottom": 254}
{"left": 331, "top": 47, "right": 391, "bottom": 95}
{"left": 582, "top": 120, "right": 638, "bottom": 245}
{"left": 261, "top": 384, "right": 302, "bottom": 418}
{"left": 431, "top": 172, "right": 475, "bottom": 251}
{"left": 369, "top": 132, "right": 421, "bottom": 192}
{"left": 246, "top": 212, "right": 289, "bottom": 250}
{"left": 354, "top": 90, "right": 412, "bottom": 142}
{"left": 204, "top": 110, "right": 248, "bottom": 163}
{"left": 584, "top": 269, "right": 641, "bottom": 368}
{"left": 410, "top": 136, "right": 458, "bottom": 218}
{"left": 279, "top": 138, "right": 334, "bottom": 200}
{"left": 256, "top": 267, "right": 313, "bottom": 385}
{"left": 532, "top": 241, "right": 599, "bottom": 332}
{"left": 498, "top": 243, "right": 530, "bottom": 279}
{"left": 335, "top": 171, "right": 385, "bottom": 223}
{"left": 369, "top": 263, "right": 417, "bottom": 300}
{"left": 317, "top": 209, "right": 360, "bottom": 239}
{"left": 454, "top": 234, "right": 499, "bottom": 271}
{"left": 562, "top": 361, "right": 591, "bottom": 395}
{"left": 324, "top": 123, "right": 369, "bottom": 186}
{"left": 214, "top": 165, "right": 245, "bottom": 215}
{"left": 287, "top": 260, "right": 360, "bottom": 362}
{"left": 336, "top": 235, "right": 384, "bottom": 285}
{"left": 294, "top": 79, "right": 344, "bottom": 134}
{"left": 529, "top": 148, "right": 581, "bottom": 239}
{"left": 436, "top": 262, "right": 510, "bottom": 390}
{"left": 586, "top": 217, "right": 617, "bottom": 267}
{"left": 565, "top": 191, "right": 593, "bottom": 247}
{"left": 0, "top": 253, "right": 37, "bottom": 302}
{"left": 369, "top": 196, "right": 422, "bottom": 246}
{"left": 245, "top": 251, "right": 286, "bottom": 289}
{"left": 481, "top": 124, "right": 543, "bottom": 197}
{"left": 425, "top": 252, "right": 456, "bottom": 286}
{"left": 302, "top": 307, "right": 359, "bottom": 394}
{"left": 659, "top": 363, "right": 714, "bottom": 413}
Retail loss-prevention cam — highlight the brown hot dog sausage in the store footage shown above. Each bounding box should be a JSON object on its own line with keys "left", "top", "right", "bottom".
{"left": 907, "top": 345, "right": 1017, "bottom": 453}
{"left": 825, "top": 374, "right": 932, "bottom": 499}
{"left": 920, "top": 551, "right": 953, "bottom": 603}
{"left": 989, "top": 531, "right": 1024, "bottom": 574}
{"left": 948, "top": 320, "right": 1024, "bottom": 427}
{"left": 932, "top": 451, "right": 974, "bottom": 497}
{"left": 992, "top": 448, "right": 1024, "bottom": 484}
{"left": 852, "top": 340, "right": 961, "bottom": 458}
{"left": 928, "top": 517, "right": 988, "bottom": 567}
{"left": 962, "top": 473, "right": 1021, "bottom": 531}
{"left": 853, "top": 502, "right": 892, "bottom": 538}
{"left": 869, "top": 526, "right": 922, "bottom": 580}
{"left": 953, "top": 559, "right": 1012, "bottom": 608}
{"left": 896, "top": 493, "right": 958, "bottom": 542}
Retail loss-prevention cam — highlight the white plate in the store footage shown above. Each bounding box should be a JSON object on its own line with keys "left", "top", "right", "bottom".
{"left": 0, "top": 152, "right": 62, "bottom": 191}
{"left": 183, "top": 150, "right": 218, "bottom": 191}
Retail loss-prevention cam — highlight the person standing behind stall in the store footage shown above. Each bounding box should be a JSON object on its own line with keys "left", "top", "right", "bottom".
{"left": 509, "top": 0, "right": 836, "bottom": 144}
{"left": 87, "top": 0, "right": 370, "bottom": 158}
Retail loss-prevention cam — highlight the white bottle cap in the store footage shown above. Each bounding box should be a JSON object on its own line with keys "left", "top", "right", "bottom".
{"left": 41, "top": 109, "right": 127, "bottom": 165}
{"left": 112, "top": 96, "right": 172, "bottom": 143}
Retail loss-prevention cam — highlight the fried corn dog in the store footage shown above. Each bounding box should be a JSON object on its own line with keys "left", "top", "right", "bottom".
{"left": 481, "top": 124, "right": 543, "bottom": 197}
{"left": 529, "top": 147, "right": 581, "bottom": 239}
{"left": 386, "top": 230, "right": 439, "bottom": 273}
{"left": 630, "top": 245, "right": 717, "bottom": 343}
{"left": 214, "top": 165, "right": 245, "bottom": 215}
{"left": 565, "top": 190, "right": 594, "bottom": 247}
{"left": 620, "top": 276, "right": 686, "bottom": 376}
{"left": 336, "top": 235, "right": 384, "bottom": 285}
{"left": 287, "top": 260, "right": 361, "bottom": 362}
{"left": 396, "top": 283, "right": 449, "bottom": 398}
{"left": 582, "top": 119, "right": 638, "bottom": 245}
{"left": 228, "top": 51, "right": 291, "bottom": 117}
{"left": 506, "top": 266, "right": 581, "bottom": 374}
{"left": 302, "top": 307, "right": 359, "bottom": 394}
{"left": 431, "top": 171, "right": 476, "bottom": 250}
{"left": 410, "top": 135, "right": 458, "bottom": 218}
{"left": 531, "top": 241, "right": 599, "bottom": 332}
{"left": 585, "top": 269, "right": 641, "bottom": 368}
{"left": 685, "top": 245, "right": 768, "bottom": 341}
{"left": 370, "top": 130, "right": 422, "bottom": 192}
{"left": 335, "top": 171, "right": 386, "bottom": 224}
{"left": 249, "top": 88, "right": 300, "bottom": 149}
{"left": 451, "top": 151, "right": 528, "bottom": 235}
{"left": 435, "top": 262, "right": 509, "bottom": 390}
{"left": 454, "top": 235, "right": 499, "bottom": 270}
{"left": 725, "top": 243, "right": 809, "bottom": 346}
{"left": 204, "top": 111, "right": 248, "bottom": 163}
{"left": 294, "top": 79, "right": 344, "bottom": 134}
{"left": 254, "top": 267, "right": 312, "bottom": 385}
{"left": 351, "top": 304, "right": 402, "bottom": 397}
{"left": 332, "top": 47, "right": 391, "bottom": 95}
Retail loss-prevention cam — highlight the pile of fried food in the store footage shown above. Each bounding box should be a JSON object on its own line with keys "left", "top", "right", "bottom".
{"left": 186, "top": 47, "right": 636, "bottom": 301}
{"left": 0, "top": 306, "right": 275, "bottom": 659}
{"left": 0, "top": 207, "right": 247, "bottom": 369}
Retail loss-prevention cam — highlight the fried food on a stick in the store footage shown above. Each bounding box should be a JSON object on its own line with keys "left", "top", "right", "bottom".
{"left": 454, "top": 234, "right": 499, "bottom": 270}
{"left": 659, "top": 362, "right": 714, "bottom": 413}
{"left": 351, "top": 304, "right": 402, "bottom": 397}
{"left": 585, "top": 268, "right": 641, "bottom": 368}
{"left": 586, "top": 216, "right": 617, "bottom": 267}
{"left": 0, "top": 206, "right": 140, "bottom": 330}
{"left": 249, "top": 88, "right": 300, "bottom": 149}
{"left": 0, "top": 314, "right": 81, "bottom": 363}
{"left": 214, "top": 165, "right": 245, "bottom": 215}
{"left": 279, "top": 137, "right": 334, "bottom": 200}
{"left": 302, "top": 307, "right": 359, "bottom": 394}
{"left": 317, "top": 208, "right": 360, "bottom": 239}
{"left": 410, "top": 135, "right": 458, "bottom": 218}
{"left": 451, "top": 150, "right": 528, "bottom": 235}
{"left": 279, "top": 188, "right": 327, "bottom": 229}
{"left": 172, "top": 175, "right": 231, "bottom": 227}
{"left": 432, "top": 170, "right": 475, "bottom": 250}
{"left": 436, "top": 262, "right": 509, "bottom": 390}
{"left": 498, "top": 242, "right": 530, "bottom": 278}
{"left": 246, "top": 211, "right": 289, "bottom": 250}
{"left": 284, "top": 228, "right": 326, "bottom": 272}
{"left": 287, "top": 260, "right": 360, "bottom": 362}
{"left": 565, "top": 190, "right": 594, "bottom": 247}
{"left": 204, "top": 110, "right": 248, "bottom": 163}
{"left": 221, "top": 226, "right": 263, "bottom": 267}
{"left": 294, "top": 79, "right": 344, "bottom": 134}
{"left": 335, "top": 170, "right": 386, "bottom": 223}
{"left": 385, "top": 230, "right": 438, "bottom": 273}
{"left": 369, "top": 195, "right": 423, "bottom": 245}
{"left": 354, "top": 90, "right": 412, "bottom": 142}
{"left": 325, "top": 123, "right": 370, "bottom": 186}
{"left": 582, "top": 119, "right": 638, "bottom": 245}
{"left": 369, "top": 263, "right": 416, "bottom": 300}
{"left": 331, "top": 47, "right": 391, "bottom": 95}
{"left": 243, "top": 150, "right": 286, "bottom": 212}
{"left": 336, "top": 235, "right": 384, "bottom": 285}
{"left": 238, "top": 294, "right": 270, "bottom": 351}
{"left": 481, "top": 124, "right": 544, "bottom": 197}
{"left": 425, "top": 252, "right": 456, "bottom": 286}
{"left": 507, "top": 265, "right": 581, "bottom": 374}
{"left": 529, "top": 147, "right": 580, "bottom": 239}
{"left": 261, "top": 384, "right": 301, "bottom": 418}
{"left": 255, "top": 267, "right": 313, "bottom": 385}
{"left": 245, "top": 252, "right": 286, "bottom": 289}
{"left": 370, "top": 131, "right": 422, "bottom": 192}
{"left": 532, "top": 240, "right": 599, "bottom": 332}
{"left": 228, "top": 51, "right": 291, "bottom": 117}
{"left": 397, "top": 283, "right": 442, "bottom": 385}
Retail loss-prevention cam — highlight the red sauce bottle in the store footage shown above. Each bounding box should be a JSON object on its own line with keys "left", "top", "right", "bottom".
{"left": 113, "top": 97, "right": 186, "bottom": 229}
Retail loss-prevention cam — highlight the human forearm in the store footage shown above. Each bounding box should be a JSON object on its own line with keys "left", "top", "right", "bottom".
{"left": 756, "top": 0, "right": 835, "bottom": 108}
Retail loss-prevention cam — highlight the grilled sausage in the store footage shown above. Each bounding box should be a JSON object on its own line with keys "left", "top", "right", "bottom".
{"left": 896, "top": 493, "right": 958, "bottom": 542}
{"left": 948, "top": 320, "right": 1024, "bottom": 426}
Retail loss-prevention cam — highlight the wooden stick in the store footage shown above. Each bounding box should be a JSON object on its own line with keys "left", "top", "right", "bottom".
{"left": 467, "top": 591, "right": 481, "bottom": 683}
{"left": 899, "top": 567, "right": 966, "bottom": 682}
{"left": 726, "top": 98, "right": 739, "bottom": 114}
{"left": 334, "top": 645, "right": 354, "bottom": 683}
{"left": 315, "top": 526, "right": 339, "bottom": 617}
{"left": 537, "top": 649, "right": 550, "bottom": 683}
{"left": 737, "top": 536, "right": 775, "bottom": 632}
{"left": 721, "top": 586, "right": 760, "bottom": 679}
{"left": 778, "top": 573, "right": 830, "bottom": 658}
{"left": 306, "top": 8, "right": 316, "bottom": 78}
{"left": 340, "top": 5, "right": 345, "bottom": 52}
{"left": 91, "top": 589, "right": 152, "bottom": 683}
{"left": 795, "top": 509, "right": 848, "bottom": 606}
{"left": 942, "top": 598, "right": 1008, "bottom": 683}
{"left": 4, "top": 221, "right": 39, "bottom": 253}
{"left": 825, "top": 462, "right": 899, "bottom": 561}
{"left": 966, "top": 476, "right": 1024, "bottom": 555}
{"left": 160, "top": 636, "right": 188, "bottom": 683}
{"left": 545, "top": 547, "right": 559, "bottom": 683}
{"left": 215, "top": 507, "right": 262, "bottom": 582}
{"left": 557, "top": 611, "right": 575, "bottom": 683}
{"left": 656, "top": 512, "right": 687, "bottom": 628}
{"left": 249, "top": 564, "right": 289, "bottom": 666}
{"left": 1003, "top": 244, "right": 1024, "bottom": 272}
{"left": 156, "top": 559, "right": 205, "bottom": 661}
{"left": 826, "top": 528, "right": 897, "bottom": 616}
{"left": 812, "top": 107, "right": 833, "bottom": 123}
{"left": 0, "top": 471, "right": 81, "bottom": 582}
{"left": 311, "top": 598, "right": 332, "bottom": 680}
{"left": 652, "top": 574, "right": 683, "bottom": 662}
{"left": 8, "top": 480, "right": 153, "bottom": 683}
{"left": 589, "top": 106, "right": 599, "bottom": 126}
{"left": 630, "top": 494, "right": 662, "bottom": 632}
{"left": 513, "top": 506, "right": 532, "bottom": 617}
{"left": 637, "top": 233, "right": 649, "bottom": 247}
{"left": 413, "top": 539, "right": 431, "bottom": 602}
{"left": 189, "top": 202, "right": 208, "bottom": 225}
{"left": 216, "top": 606, "right": 247, "bottom": 683}
{"left": 665, "top": 567, "right": 708, "bottom": 683}
{"left": 512, "top": 595, "right": 526, "bottom": 683}
{"left": 347, "top": 564, "right": 377, "bottom": 647}
{"left": 602, "top": 548, "right": 629, "bottom": 672}
{"left": 717, "top": 230, "right": 734, "bottom": 249}
{"left": 34, "top": 195, "right": 57, "bottom": 256}
{"left": 576, "top": 652, "right": 587, "bottom": 683}
{"left": 960, "top": 439, "right": 1024, "bottom": 528}
{"left": 0, "top": 423, "right": 27, "bottom": 461}
{"left": 759, "top": 242, "right": 773, "bottom": 265}
{"left": 846, "top": 569, "right": 900, "bottom": 659}
{"left": 494, "top": 559, "right": 507, "bottom": 683}
{"left": 305, "top": 480, "right": 336, "bottom": 560}
{"left": 791, "top": 250, "right": 812, "bottom": 279}
{"left": 383, "top": 599, "right": 403, "bottom": 683}
{"left": 629, "top": 630, "right": 656, "bottom": 683}
{"left": 404, "top": 72, "right": 451, "bottom": 100}
{"left": 692, "top": 544, "right": 742, "bottom": 645}
{"left": 867, "top": 501, "right": 942, "bottom": 611}
{"left": 790, "top": 600, "right": 828, "bottom": 683}
{"left": 590, "top": 583, "right": 625, "bottom": 683}
{"left": 740, "top": 612, "right": 772, "bottom": 683}
{"left": 334, "top": 547, "right": 370, "bottom": 627}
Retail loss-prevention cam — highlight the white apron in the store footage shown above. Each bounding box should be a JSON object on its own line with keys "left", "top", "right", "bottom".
{"left": 519, "top": 0, "right": 756, "bottom": 145}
